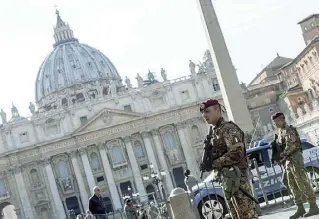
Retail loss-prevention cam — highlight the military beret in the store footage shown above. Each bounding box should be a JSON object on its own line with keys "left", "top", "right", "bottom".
{"left": 200, "top": 99, "right": 219, "bottom": 112}
{"left": 271, "top": 112, "right": 285, "bottom": 120}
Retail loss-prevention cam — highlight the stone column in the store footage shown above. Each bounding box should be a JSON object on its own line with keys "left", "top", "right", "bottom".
{"left": 196, "top": 0, "right": 253, "bottom": 132}
{"left": 70, "top": 151, "right": 90, "bottom": 210}
{"left": 176, "top": 122, "right": 200, "bottom": 177}
{"left": 141, "top": 132, "right": 160, "bottom": 174}
{"left": 11, "top": 166, "right": 34, "bottom": 219}
{"left": 98, "top": 143, "right": 122, "bottom": 210}
{"left": 151, "top": 130, "right": 174, "bottom": 192}
{"left": 42, "top": 157, "right": 67, "bottom": 219}
{"left": 79, "top": 147, "right": 96, "bottom": 191}
{"left": 123, "top": 137, "right": 147, "bottom": 201}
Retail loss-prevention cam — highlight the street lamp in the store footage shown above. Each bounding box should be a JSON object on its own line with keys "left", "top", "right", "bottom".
{"left": 127, "top": 186, "right": 132, "bottom": 198}
{"left": 132, "top": 192, "right": 140, "bottom": 204}
{"left": 142, "top": 163, "right": 166, "bottom": 201}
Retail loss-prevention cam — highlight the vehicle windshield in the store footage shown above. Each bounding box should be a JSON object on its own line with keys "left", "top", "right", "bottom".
{"left": 302, "top": 142, "right": 315, "bottom": 150}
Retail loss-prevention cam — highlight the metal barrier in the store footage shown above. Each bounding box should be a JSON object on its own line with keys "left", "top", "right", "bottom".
{"left": 186, "top": 154, "right": 319, "bottom": 219}
{"left": 70, "top": 153, "right": 319, "bottom": 219}
{"left": 69, "top": 193, "right": 170, "bottom": 219}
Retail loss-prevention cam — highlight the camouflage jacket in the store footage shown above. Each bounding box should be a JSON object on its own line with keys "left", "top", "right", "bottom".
{"left": 212, "top": 117, "right": 248, "bottom": 171}
{"left": 278, "top": 124, "right": 303, "bottom": 163}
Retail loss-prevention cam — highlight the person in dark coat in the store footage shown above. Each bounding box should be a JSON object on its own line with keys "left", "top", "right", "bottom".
{"left": 89, "top": 186, "right": 106, "bottom": 219}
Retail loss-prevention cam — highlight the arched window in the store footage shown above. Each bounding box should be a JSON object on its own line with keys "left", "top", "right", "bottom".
{"left": 191, "top": 125, "right": 201, "bottom": 142}
{"left": 90, "top": 153, "right": 101, "bottom": 170}
{"left": 0, "top": 177, "right": 7, "bottom": 196}
{"left": 163, "top": 131, "right": 176, "bottom": 149}
{"left": 57, "top": 160, "right": 69, "bottom": 178}
{"left": 133, "top": 141, "right": 144, "bottom": 159}
{"left": 111, "top": 146, "right": 124, "bottom": 164}
{"left": 30, "top": 169, "right": 40, "bottom": 186}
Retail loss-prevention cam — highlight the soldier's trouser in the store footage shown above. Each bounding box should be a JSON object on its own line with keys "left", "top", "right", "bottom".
{"left": 286, "top": 162, "right": 316, "bottom": 205}
{"left": 224, "top": 176, "right": 259, "bottom": 219}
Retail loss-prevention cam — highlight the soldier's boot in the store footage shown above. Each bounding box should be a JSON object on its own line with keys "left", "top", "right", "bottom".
{"left": 289, "top": 204, "right": 306, "bottom": 219}
{"left": 303, "top": 202, "right": 319, "bottom": 217}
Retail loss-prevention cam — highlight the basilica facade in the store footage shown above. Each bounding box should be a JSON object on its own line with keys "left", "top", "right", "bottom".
{"left": 0, "top": 11, "right": 221, "bottom": 219}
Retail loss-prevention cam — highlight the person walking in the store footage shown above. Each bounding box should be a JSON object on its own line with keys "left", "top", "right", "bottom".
{"left": 272, "top": 112, "right": 319, "bottom": 219}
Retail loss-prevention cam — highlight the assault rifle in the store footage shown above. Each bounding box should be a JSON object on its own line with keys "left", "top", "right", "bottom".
{"left": 271, "top": 134, "right": 281, "bottom": 164}
{"left": 199, "top": 126, "right": 259, "bottom": 204}
{"left": 199, "top": 126, "right": 214, "bottom": 179}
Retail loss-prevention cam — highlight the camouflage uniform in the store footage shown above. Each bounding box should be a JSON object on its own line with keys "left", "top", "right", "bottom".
{"left": 212, "top": 117, "right": 258, "bottom": 219}
{"left": 276, "top": 123, "right": 319, "bottom": 218}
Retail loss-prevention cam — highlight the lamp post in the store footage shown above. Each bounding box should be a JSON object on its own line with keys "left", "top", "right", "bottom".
{"left": 142, "top": 163, "right": 166, "bottom": 201}
{"left": 128, "top": 186, "right": 132, "bottom": 198}
{"left": 132, "top": 192, "right": 140, "bottom": 204}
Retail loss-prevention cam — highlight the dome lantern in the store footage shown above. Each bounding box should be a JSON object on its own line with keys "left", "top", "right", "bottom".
{"left": 53, "top": 9, "right": 79, "bottom": 48}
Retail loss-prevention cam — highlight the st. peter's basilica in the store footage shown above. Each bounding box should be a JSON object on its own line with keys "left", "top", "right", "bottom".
{"left": 0, "top": 10, "right": 221, "bottom": 219}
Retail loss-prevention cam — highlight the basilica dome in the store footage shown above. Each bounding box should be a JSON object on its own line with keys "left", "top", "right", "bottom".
{"left": 35, "top": 10, "right": 122, "bottom": 102}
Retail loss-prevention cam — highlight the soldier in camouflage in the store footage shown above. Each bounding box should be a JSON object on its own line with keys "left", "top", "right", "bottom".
{"left": 272, "top": 112, "right": 319, "bottom": 219}
{"left": 200, "top": 98, "right": 259, "bottom": 219}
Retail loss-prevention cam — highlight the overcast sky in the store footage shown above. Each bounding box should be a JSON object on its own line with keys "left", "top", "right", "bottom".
{"left": 0, "top": 0, "right": 318, "bottom": 118}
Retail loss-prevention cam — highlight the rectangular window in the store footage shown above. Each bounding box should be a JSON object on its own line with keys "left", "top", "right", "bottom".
{"left": 19, "top": 132, "right": 29, "bottom": 143}
{"left": 124, "top": 105, "right": 132, "bottom": 112}
{"left": 140, "top": 164, "right": 148, "bottom": 170}
{"left": 152, "top": 97, "right": 165, "bottom": 107}
{"left": 80, "top": 116, "right": 88, "bottom": 125}
{"left": 180, "top": 90, "right": 190, "bottom": 101}
{"left": 96, "top": 176, "right": 105, "bottom": 182}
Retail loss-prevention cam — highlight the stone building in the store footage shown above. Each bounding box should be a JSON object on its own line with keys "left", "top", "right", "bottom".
{"left": 0, "top": 11, "right": 221, "bottom": 218}
{"left": 244, "top": 13, "right": 319, "bottom": 143}
{"left": 242, "top": 54, "right": 291, "bottom": 141}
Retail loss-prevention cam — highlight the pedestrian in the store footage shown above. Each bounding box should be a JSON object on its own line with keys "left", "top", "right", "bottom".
{"left": 124, "top": 199, "right": 137, "bottom": 219}
{"left": 89, "top": 186, "right": 106, "bottom": 219}
{"left": 200, "top": 98, "right": 259, "bottom": 219}
{"left": 272, "top": 112, "right": 319, "bottom": 218}
{"left": 184, "top": 169, "right": 199, "bottom": 192}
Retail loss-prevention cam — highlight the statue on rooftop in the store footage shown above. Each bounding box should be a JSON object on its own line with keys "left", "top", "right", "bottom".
{"left": 161, "top": 68, "right": 167, "bottom": 81}
{"left": 29, "top": 102, "right": 36, "bottom": 115}
{"left": 189, "top": 60, "right": 196, "bottom": 76}
{"left": 109, "top": 80, "right": 117, "bottom": 95}
{"left": 0, "top": 109, "right": 7, "bottom": 124}
{"left": 197, "top": 62, "right": 206, "bottom": 74}
{"left": 203, "top": 49, "right": 215, "bottom": 73}
{"left": 125, "top": 76, "right": 132, "bottom": 89}
{"left": 136, "top": 73, "right": 143, "bottom": 88}
{"left": 11, "top": 104, "right": 19, "bottom": 117}
{"left": 148, "top": 70, "right": 155, "bottom": 81}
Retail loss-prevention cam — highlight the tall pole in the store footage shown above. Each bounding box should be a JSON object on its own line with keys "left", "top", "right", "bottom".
{"left": 196, "top": 0, "right": 253, "bottom": 132}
